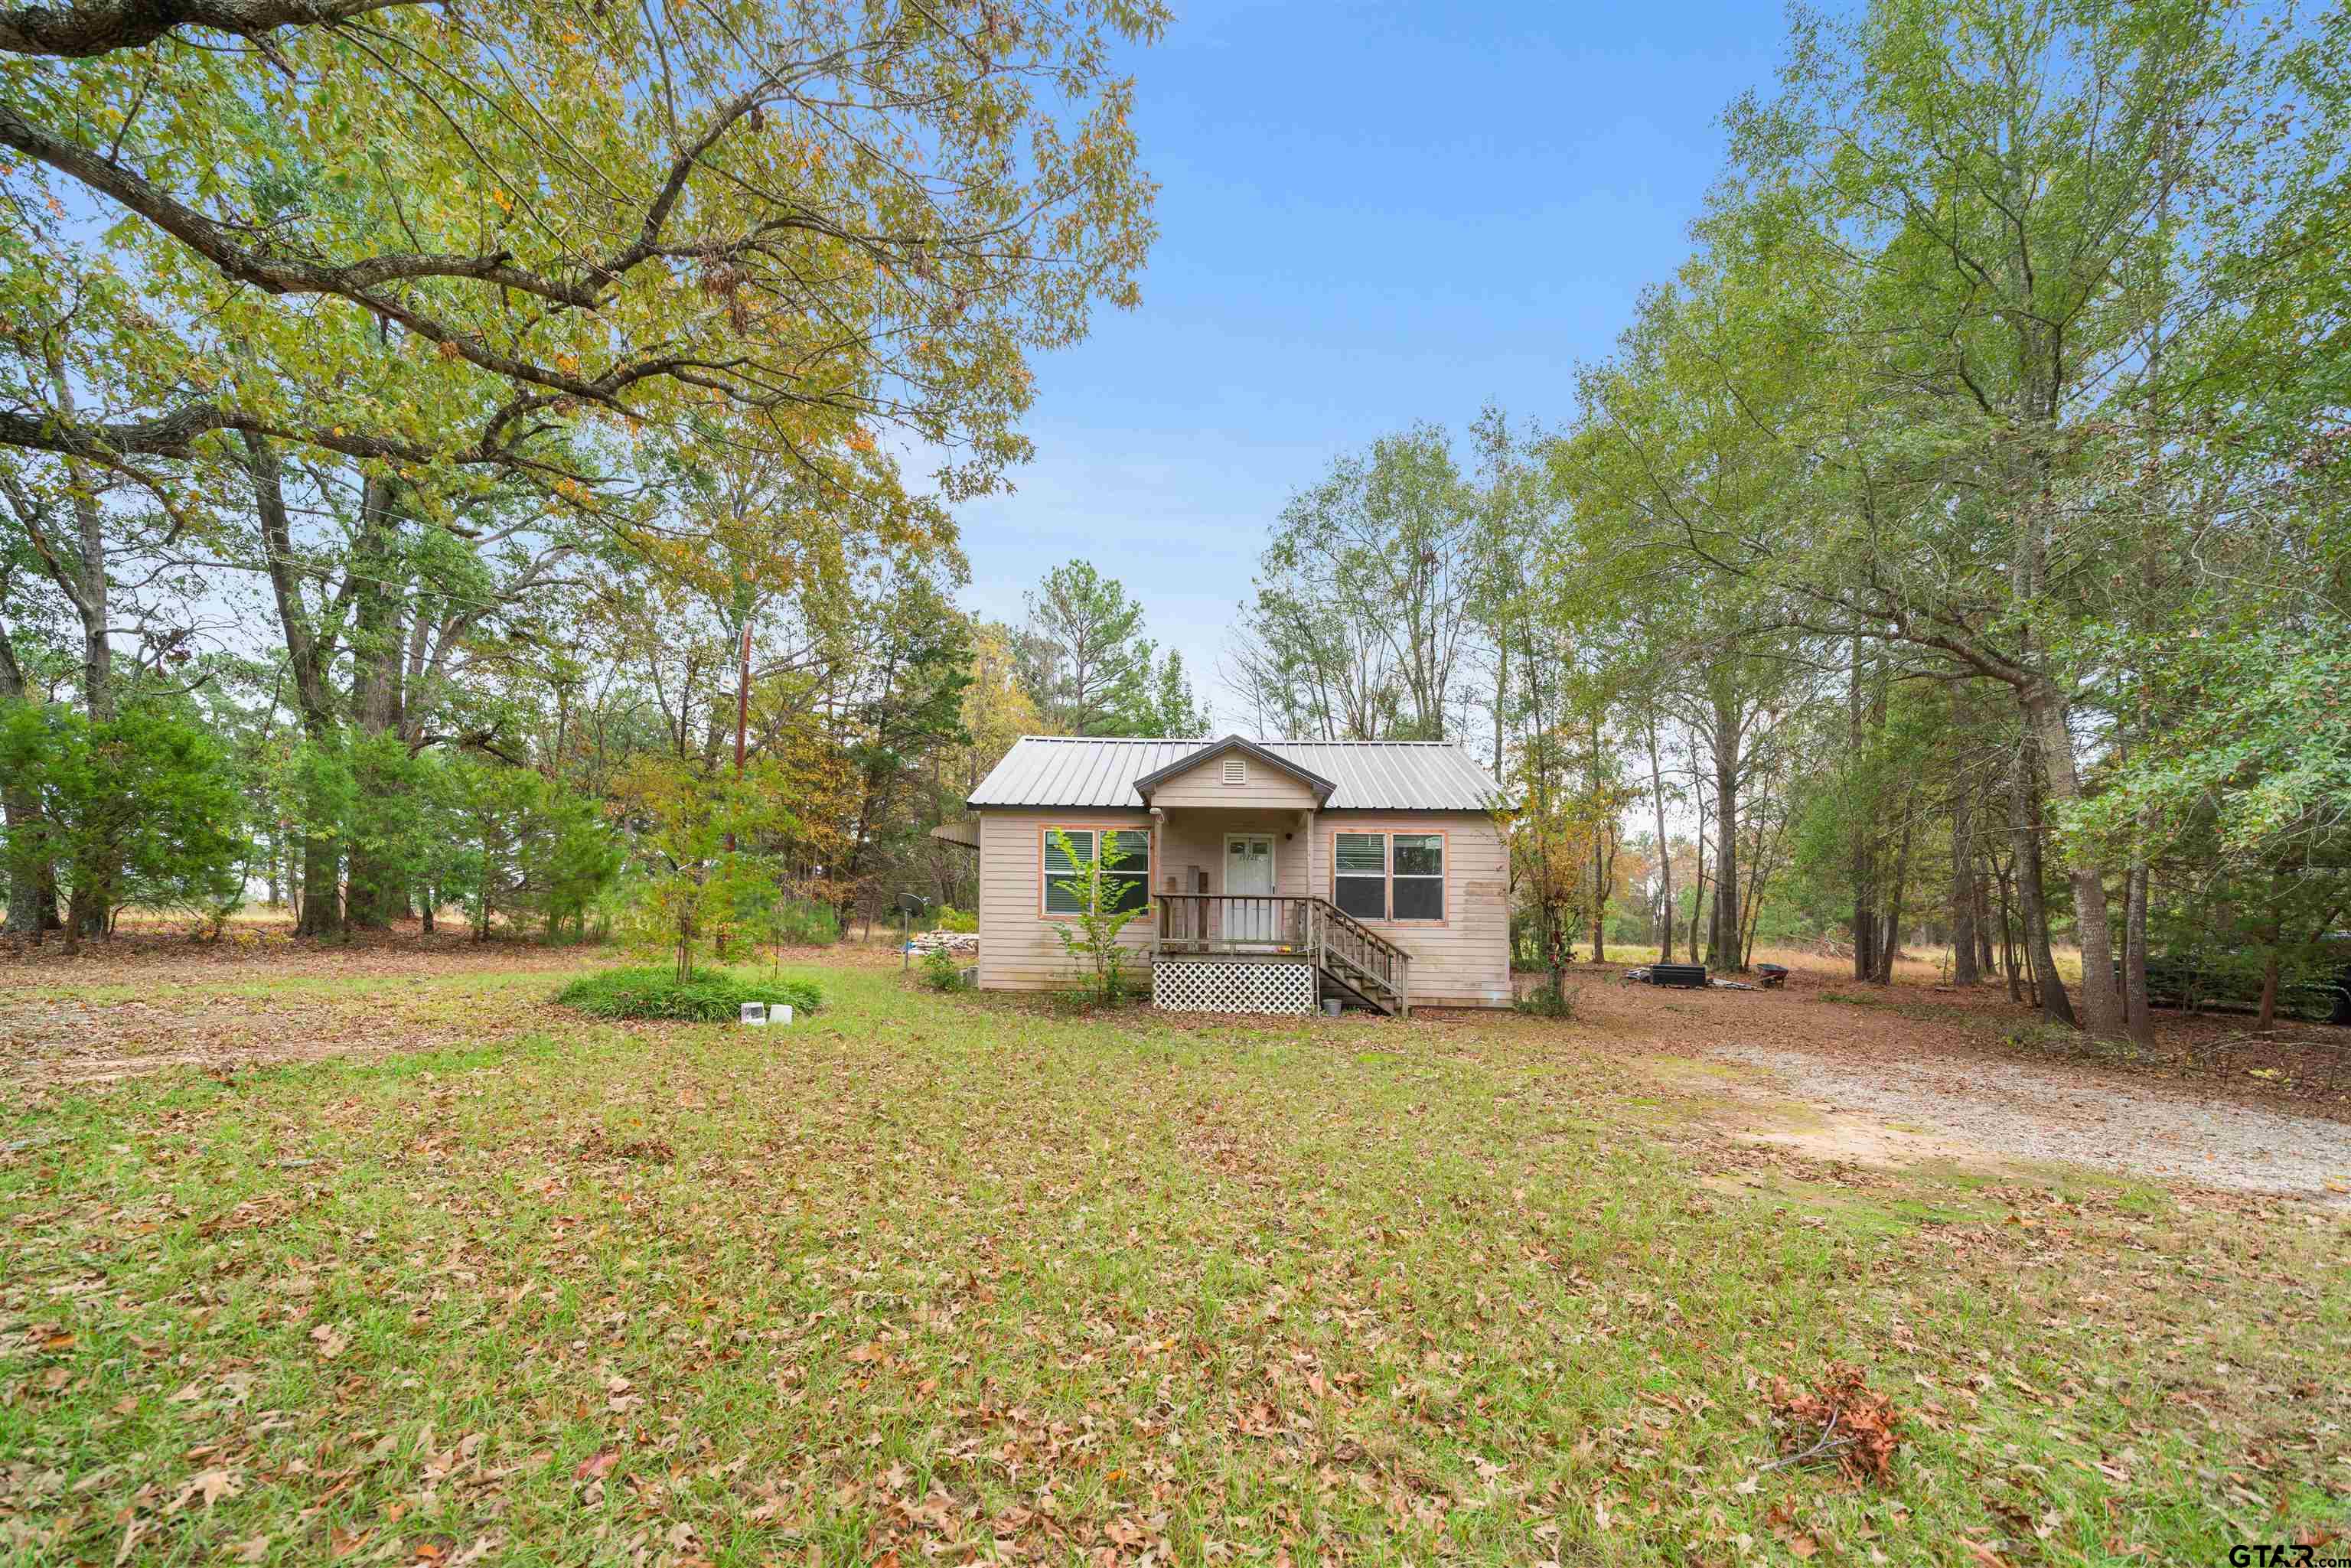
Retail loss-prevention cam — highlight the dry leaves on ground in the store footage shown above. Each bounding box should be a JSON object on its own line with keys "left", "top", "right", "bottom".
{"left": 1766, "top": 1362, "right": 1906, "bottom": 1485}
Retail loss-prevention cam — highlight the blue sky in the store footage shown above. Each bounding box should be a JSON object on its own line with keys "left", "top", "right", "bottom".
{"left": 952, "top": 1, "right": 1800, "bottom": 728}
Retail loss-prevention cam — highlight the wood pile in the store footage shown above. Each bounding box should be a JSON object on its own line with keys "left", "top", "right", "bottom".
{"left": 906, "top": 930, "right": 979, "bottom": 957}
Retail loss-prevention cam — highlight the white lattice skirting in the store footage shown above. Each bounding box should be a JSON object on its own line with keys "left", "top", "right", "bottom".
{"left": 1152, "top": 960, "right": 1317, "bottom": 1015}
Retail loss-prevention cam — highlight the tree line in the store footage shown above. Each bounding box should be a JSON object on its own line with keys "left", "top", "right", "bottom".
{"left": 0, "top": 0, "right": 1203, "bottom": 950}
{"left": 1224, "top": 0, "right": 2350, "bottom": 1031}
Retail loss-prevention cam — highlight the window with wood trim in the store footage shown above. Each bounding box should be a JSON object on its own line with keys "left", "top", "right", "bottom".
{"left": 1043, "top": 827, "right": 1152, "bottom": 916}
{"left": 1331, "top": 831, "right": 1444, "bottom": 922}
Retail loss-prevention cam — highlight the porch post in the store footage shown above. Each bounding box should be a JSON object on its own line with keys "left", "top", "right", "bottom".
{"left": 1299, "top": 807, "right": 1316, "bottom": 953}
{"left": 1148, "top": 807, "right": 1166, "bottom": 973}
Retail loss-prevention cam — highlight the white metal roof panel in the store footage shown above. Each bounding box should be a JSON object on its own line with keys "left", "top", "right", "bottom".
{"left": 966, "top": 735, "right": 1504, "bottom": 812}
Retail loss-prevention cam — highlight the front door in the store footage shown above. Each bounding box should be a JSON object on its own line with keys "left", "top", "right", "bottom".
{"left": 1225, "top": 834, "right": 1276, "bottom": 943}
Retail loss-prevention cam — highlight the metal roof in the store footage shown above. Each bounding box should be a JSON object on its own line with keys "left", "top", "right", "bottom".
{"left": 927, "top": 820, "right": 980, "bottom": 851}
{"left": 966, "top": 735, "right": 1505, "bottom": 812}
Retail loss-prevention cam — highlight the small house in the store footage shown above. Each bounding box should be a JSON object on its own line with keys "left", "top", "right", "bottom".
{"left": 957, "top": 735, "right": 1511, "bottom": 1015}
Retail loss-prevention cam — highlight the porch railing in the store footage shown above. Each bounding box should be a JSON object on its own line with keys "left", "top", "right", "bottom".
{"left": 1153, "top": 893, "right": 1412, "bottom": 1015}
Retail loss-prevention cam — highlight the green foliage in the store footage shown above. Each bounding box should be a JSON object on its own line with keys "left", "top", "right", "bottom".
{"left": 1513, "top": 978, "right": 1580, "bottom": 1019}
{"left": 346, "top": 731, "right": 432, "bottom": 924}
{"left": 556, "top": 966, "right": 821, "bottom": 1024}
{"left": 934, "top": 905, "right": 979, "bottom": 934}
{"left": 1010, "top": 562, "right": 1207, "bottom": 740}
{"left": 1022, "top": 562, "right": 1151, "bottom": 736}
{"left": 1134, "top": 646, "right": 1211, "bottom": 739}
{"left": 757, "top": 898, "right": 843, "bottom": 947}
{"left": 1046, "top": 827, "right": 1149, "bottom": 1005}
{"left": 615, "top": 755, "right": 804, "bottom": 981}
{"left": 431, "top": 755, "right": 621, "bottom": 941}
{"left": 919, "top": 945, "right": 965, "bottom": 993}
{"left": 1230, "top": 422, "right": 1476, "bottom": 740}
{"left": 2, "top": 0, "right": 1164, "bottom": 504}
{"left": 0, "top": 701, "right": 243, "bottom": 941}
{"left": 2065, "top": 625, "right": 2351, "bottom": 868}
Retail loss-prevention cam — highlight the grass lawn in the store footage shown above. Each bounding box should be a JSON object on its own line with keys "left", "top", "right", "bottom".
{"left": 1, "top": 958, "right": 2343, "bottom": 1565}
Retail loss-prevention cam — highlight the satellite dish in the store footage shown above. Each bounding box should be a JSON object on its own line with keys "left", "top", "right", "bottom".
{"left": 894, "top": 893, "right": 929, "bottom": 916}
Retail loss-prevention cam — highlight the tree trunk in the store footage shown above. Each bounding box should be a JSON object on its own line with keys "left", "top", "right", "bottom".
{"left": 344, "top": 478, "right": 409, "bottom": 931}
{"left": 296, "top": 835, "right": 341, "bottom": 938}
{"left": 1996, "top": 867, "right": 2023, "bottom": 1002}
{"left": 1686, "top": 869, "right": 1704, "bottom": 963}
{"left": 2255, "top": 875, "right": 2284, "bottom": 1034}
{"left": 247, "top": 436, "right": 348, "bottom": 939}
{"left": 37, "top": 373, "right": 116, "bottom": 722}
{"left": 1709, "top": 697, "right": 1741, "bottom": 971}
{"left": 1975, "top": 875, "right": 1997, "bottom": 977}
{"left": 2024, "top": 688, "right": 2120, "bottom": 1036}
{"left": 1688, "top": 768, "right": 1709, "bottom": 962}
{"left": 1872, "top": 797, "right": 1916, "bottom": 986}
{"left": 0, "top": 631, "right": 43, "bottom": 943}
{"left": 1591, "top": 836, "right": 1607, "bottom": 966}
{"left": 71, "top": 482, "right": 112, "bottom": 722}
{"left": 2009, "top": 737, "right": 2075, "bottom": 1026}
{"left": 1492, "top": 641, "right": 1507, "bottom": 782}
{"left": 1951, "top": 786, "right": 1979, "bottom": 986}
{"left": 1647, "top": 716, "right": 1673, "bottom": 963}
{"left": 1849, "top": 637, "right": 1877, "bottom": 982}
{"left": 2124, "top": 861, "right": 2154, "bottom": 1045}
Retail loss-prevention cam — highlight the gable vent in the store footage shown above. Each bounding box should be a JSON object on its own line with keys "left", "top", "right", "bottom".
{"left": 1221, "top": 756, "right": 1247, "bottom": 785}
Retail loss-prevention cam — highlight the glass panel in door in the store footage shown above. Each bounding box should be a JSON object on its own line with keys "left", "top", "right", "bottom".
{"left": 1226, "top": 836, "right": 1276, "bottom": 943}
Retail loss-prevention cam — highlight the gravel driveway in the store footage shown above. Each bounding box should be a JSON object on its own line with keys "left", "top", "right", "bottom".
{"left": 1714, "top": 1042, "right": 2351, "bottom": 1208}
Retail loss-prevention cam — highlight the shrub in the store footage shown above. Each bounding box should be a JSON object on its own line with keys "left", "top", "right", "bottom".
{"left": 1515, "top": 978, "right": 1580, "bottom": 1019}
{"left": 933, "top": 905, "right": 978, "bottom": 933}
{"left": 558, "top": 966, "right": 821, "bottom": 1022}
{"left": 2003, "top": 1019, "right": 2139, "bottom": 1066}
{"left": 768, "top": 898, "right": 842, "bottom": 946}
{"left": 1046, "top": 828, "right": 1147, "bottom": 1006}
{"left": 919, "top": 945, "right": 964, "bottom": 992}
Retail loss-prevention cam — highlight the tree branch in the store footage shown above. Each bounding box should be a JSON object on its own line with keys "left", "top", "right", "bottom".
{"left": 0, "top": 0, "right": 419, "bottom": 57}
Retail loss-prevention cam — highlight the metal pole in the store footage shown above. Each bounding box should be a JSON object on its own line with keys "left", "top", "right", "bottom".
{"left": 726, "top": 621, "right": 751, "bottom": 859}
{"left": 735, "top": 622, "right": 752, "bottom": 775}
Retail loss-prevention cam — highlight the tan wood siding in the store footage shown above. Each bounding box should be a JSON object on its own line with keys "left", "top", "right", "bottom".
{"left": 977, "top": 810, "right": 1158, "bottom": 993}
{"left": 1156, "top": 808, "right": 1312, "bottom": 899}
{"left": 1314, "top": 813, "right": 1511, "bottom": 1007}
{"left": 1146, "top": 756, "right": 1319, "bottom": 810}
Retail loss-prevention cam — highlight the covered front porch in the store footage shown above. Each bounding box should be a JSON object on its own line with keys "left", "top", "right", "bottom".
{"left": 1145, "top": 805, "right": 1410, "bottom": 1016}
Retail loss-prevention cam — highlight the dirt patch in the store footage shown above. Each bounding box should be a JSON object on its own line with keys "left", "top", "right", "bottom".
{"left": 0, "top": 925, "right": 885, "bottom": 1095}
{"left": 0, "top": 918, "right": 904, "bottom": 989}
{"left": 1714, "top": 1042, "right": 2351, "bottom": 1207}
{"left": 1521, "top": 963, "right": 2351, "bottom": 1207}
{"left": 0, "top": 992, "right": 567, "bottom": 1091}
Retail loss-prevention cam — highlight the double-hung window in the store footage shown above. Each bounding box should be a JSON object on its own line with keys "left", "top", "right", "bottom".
{"left": 1331, "top": 831, "right": 1445, "bottom": 921}
{"left": 1043, "top": 826, "right": 1152, "bottom": 916}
